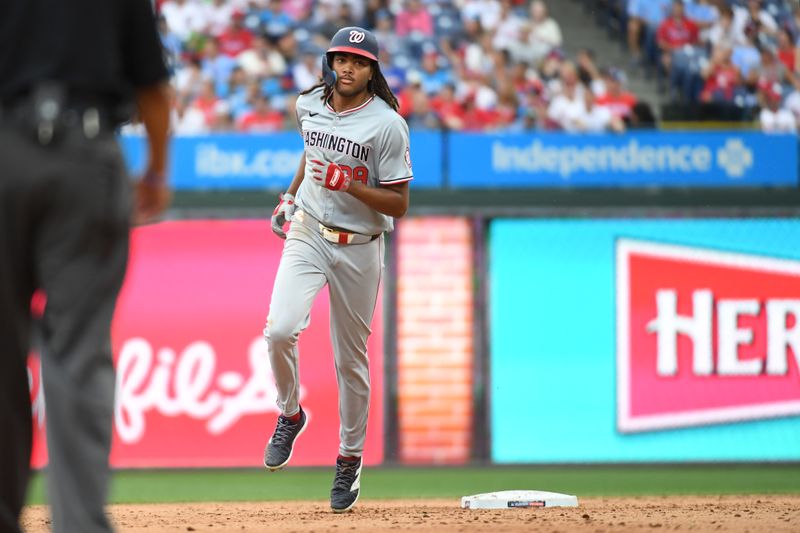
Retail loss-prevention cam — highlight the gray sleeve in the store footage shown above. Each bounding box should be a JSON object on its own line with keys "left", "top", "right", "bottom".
{"left": 294, "top": 95, "right": 306, "bottom": 135}
{"left": 377, "top": 117, "right": 413, "bottom": 186}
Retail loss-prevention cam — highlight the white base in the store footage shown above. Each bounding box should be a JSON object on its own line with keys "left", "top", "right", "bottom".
{"left": 461, "top": 490, "right": 579, "bottom": 509}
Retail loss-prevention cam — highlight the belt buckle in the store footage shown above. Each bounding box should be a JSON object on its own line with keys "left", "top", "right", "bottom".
{"left": 320, "top": 224, "right": 353, "bottom": 244}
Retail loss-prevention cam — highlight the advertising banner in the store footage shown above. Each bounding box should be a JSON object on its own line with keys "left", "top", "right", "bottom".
{"left": 450, "top": 132, "right": 798, "bottom": 188}
{"left": 490, "top": 219, "right": 800, "bottom": 462}
{"left": 29, "top": 220, "right": 384, "bottom": 468}
{"left": 121, "top": 131, "right": 442, "bottom": 190}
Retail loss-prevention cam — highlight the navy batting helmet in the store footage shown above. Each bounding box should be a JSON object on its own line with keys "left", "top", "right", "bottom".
{"left": 326, "top": 27, "right": 379, "bottom": 66}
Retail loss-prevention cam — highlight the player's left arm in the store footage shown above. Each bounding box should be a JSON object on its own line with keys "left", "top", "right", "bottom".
{"left": 347, "top": 181, "right": 409, "bottom": 218}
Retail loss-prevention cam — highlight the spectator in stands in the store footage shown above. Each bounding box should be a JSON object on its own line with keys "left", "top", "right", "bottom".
{"left": 699, "top": 44, "right": 741, "bottom": 103}
{"left": 312, "top": 2, "right": 342, "bottom": 40}
{"left": 735, "top": 0, "right": 779, "bottom": 46}
{"left": 493, "top": 81, "right": 521, "bottom": 129}
{"left": 540, "top": 47, "right": 566, "bottom": 88}
{"left": 160, "top": 0, "right": 207, "bottom": 42}
{"left": 789, "top": 5, "right": 800, "bottom": 44}
{"left": 508, "top": 60, "right": 546, "bottom": 118}
{"left": 431, "top": 82, "right": 467, "bottom": 130}
{"left": 406, "top": 89, "right": 444, "bottom": 129}
{"left": 777, "top": 27, "right": 797, "bottom": 74}
{"left": 175, "top": 94, "right": 211, "bottom": 135}
{"left": 782, "top": 78, "right": 800, "bottom": 124}
{"left": 732, "top": 31, "right": 763, "bottom": 84}
{"left": 492, "top": 0, "right": 524, "bottom": 52}
{"left": 583, "top": 89, "right": 625, "bottom": 133}
{"left": 191, "top": 78, "right": 222, "bottom": 126}
{"left": 627, "top": 0, "right": 672, "bottom": 67}
{"left": 158, "top": 14, "right": 184, "bottom": 76}
{"left": 463, "top": 24, "right": 501, "bottom": 80}
{"left": 684, "top": 0, "right": 719, "bottom": 44}
{"left": 228, "top": 77, "right": 261, "bottom": 120}
{"left": 596, "top": 67, "right": 638, "bottom": 122}
{"left": 224, "top": 65, "right": 249, "bottom": 102}
{"left": 259, "top": 0, "right": 295, "bottom": 42}
{"left": 398, "top": 71, "right": 423, "bottom": 118}
{"left": 379, "top": 48, "right": 407, "bottom": 94}
{"left": 461, "top": 0, "right": 502, "bottom": 33}
{"left": 237, "top": 93, "right": 285, "bottom": 132}
{"left": 238, "top": 34, "right": 288, "bottom": 79}
{"left": 526, "top": 1, "right": 563, "bottom": 67}
{"left": 275, "top": 30, "right": 301, "bottom": 71}
{"left": 292, "top": 49, "right": 322, "bottom": 92}
{"left": 657, "top": 0, "right": 700, "bottom": 79}
{"left": 174, "top": 56, "right": 206, "bottom": 103}
{"left": 417, "top": 49, "right": 455, "bottom": 95}
{"left": 759, "top": 82, "right": 797, "bottom": 132}
{"left": 201, "top": 38, "right": 238, "bottom": 95}
{"left": 751, "top": 44, "right": 787, "bottom": 88}
{"left": 211, "top": 100, "right": 236, "bottom": 131}
{"left": 205, "top": 0, "right": 235, "bottom": 37}
{"left": 154, "top": 0, "right": 679, "bottom": 132}
{"left": 218, "top": 10, "right": 254, "bottom": 57}
{"left": 460, "top": 84, "right": 501, "bottom": 130}
{"left": 373, "top": 10, "right": 403, "bottom": 56}
{"left": 395, "top": 0, "right": 434, "bottom": 38}
{"left": 706, "top": 4, "right": 743, "bottom": 49}
{"left": 547, "top": 61, "right": 588, "bottom": 131}
{"left": 575, "top": 48, "right": 603, "bottom": 94}
{"left": 283, "top": 0, "right": 312, "bottom": 21}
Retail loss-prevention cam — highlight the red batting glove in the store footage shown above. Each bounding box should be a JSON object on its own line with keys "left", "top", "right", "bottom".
{"left": 310, "top": 159, "right": 352, "bottom": 191}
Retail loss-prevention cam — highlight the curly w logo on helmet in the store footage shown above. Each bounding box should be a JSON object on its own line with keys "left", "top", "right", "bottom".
{"left": 348, "top": 30, "right": 365, "bottom": 43}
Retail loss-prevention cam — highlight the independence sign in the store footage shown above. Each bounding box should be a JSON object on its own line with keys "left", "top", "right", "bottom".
{"left": 449, "top": 132, "right": 798, "bottom": 188}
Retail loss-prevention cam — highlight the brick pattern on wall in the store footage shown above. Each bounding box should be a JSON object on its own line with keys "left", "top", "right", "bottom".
{"left": 396, "top": 217, "right": 474, "bottom": 464}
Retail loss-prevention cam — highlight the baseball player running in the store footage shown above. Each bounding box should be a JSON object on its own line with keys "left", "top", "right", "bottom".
{"left": 263, "top": 26, "right": 412, "bottom": 513}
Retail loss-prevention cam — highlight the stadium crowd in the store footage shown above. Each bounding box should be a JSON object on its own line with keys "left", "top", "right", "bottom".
{"left": 589, "top": 0, "right": 800, "bottom": 132}
{"left": 145, "top": 0, "right": 657, "bottom": 134}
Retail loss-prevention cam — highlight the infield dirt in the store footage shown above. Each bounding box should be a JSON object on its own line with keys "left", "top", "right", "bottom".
{"left": 21, "top": 495, "right": 800, "bottom": 532}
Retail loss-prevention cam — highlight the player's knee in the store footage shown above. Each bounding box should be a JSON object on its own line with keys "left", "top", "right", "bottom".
{"left": 263, "top": 319, "right": 298, "bottom": 347}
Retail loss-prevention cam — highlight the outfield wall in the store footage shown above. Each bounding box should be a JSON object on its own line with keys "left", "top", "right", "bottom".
{"left": 488, "top": 218, "right": 800, "bottom": 462}
{"left": 120, "top": 131, "right": 799, "bottom": 190}
{"left": 26, "top": 131, "right": 800, "bottom": 468}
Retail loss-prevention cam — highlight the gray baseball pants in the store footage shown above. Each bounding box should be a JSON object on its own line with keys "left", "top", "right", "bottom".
{"left": 265, "top": 214, "right": 383, "bottom": 457}
{"left": 0, "top": 125, "right": 129, "bottom": 533}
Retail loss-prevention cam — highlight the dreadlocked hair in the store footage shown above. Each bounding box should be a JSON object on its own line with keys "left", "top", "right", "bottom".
{"left": 299, "top": 63, "right": 399, "bottom": 112}
{"left": 300, "top": 81, "right": 332, "bottom": 99}
{"left": 368, "top": 67, "right": 399, "bottom": 111}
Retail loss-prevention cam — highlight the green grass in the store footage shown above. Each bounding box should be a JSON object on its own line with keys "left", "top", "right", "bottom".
{"left": 25, "top": 465, "right": 800, "bottom": 505}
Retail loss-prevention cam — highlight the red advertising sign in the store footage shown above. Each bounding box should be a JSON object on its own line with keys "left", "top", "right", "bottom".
{"left": 30, "top": 220, "right": 383, "bottom": 467}
{"left": 617, "top": 239, "right": 800, "bottom": 432}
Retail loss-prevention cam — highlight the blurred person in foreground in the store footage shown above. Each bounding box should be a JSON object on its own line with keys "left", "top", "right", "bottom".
{"left": 0, "top": 1, "right": 171, "bottom": 532}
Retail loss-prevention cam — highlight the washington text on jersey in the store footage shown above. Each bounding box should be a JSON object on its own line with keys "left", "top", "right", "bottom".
{"left": 303, "top": 130, "right": 372, "bottom": 162}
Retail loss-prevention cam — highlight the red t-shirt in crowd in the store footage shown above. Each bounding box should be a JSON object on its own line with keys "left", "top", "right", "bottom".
{"left": 657, "top": 16, "right": 699, "bottom": 49}
{"left": 779, "top": 48, "right": 796, "bottom": 73}
{"left": 596, "top": 92, "right": 638, "bottom": 119}
{"left": 701, "top": 65, "right": 740, "bottom": 102}
{"left": 238, "top": 111, "right": 284, "bottom": 132}
{"left": 430, "top": 97, "right": 466, "bottom": 126}
{"left": 218, "top": 28, "right": 254, "bottom": 58}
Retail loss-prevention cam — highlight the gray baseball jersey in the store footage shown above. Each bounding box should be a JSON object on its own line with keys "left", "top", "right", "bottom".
{"left": 264, "top": 87, "right": 412, "bottom": 459}
{"left": 294, "top": 86, "right": 413, "bottom": 234}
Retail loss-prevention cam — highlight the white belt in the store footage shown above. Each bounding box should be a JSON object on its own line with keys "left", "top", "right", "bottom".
{"left": 294, "top": 210, "right": 380, "bottom": 245}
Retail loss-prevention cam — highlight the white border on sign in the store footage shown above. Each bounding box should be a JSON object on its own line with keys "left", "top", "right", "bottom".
{"left": 615, "top": 238, "right": 800, "bottom": 433}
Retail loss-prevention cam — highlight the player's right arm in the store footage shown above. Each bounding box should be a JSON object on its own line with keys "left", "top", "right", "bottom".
{"left": 286, "top": 152, "right": 306, "bottom": 196}
{"left": 271, "top": 152, "right": 306, "bottom": 239}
